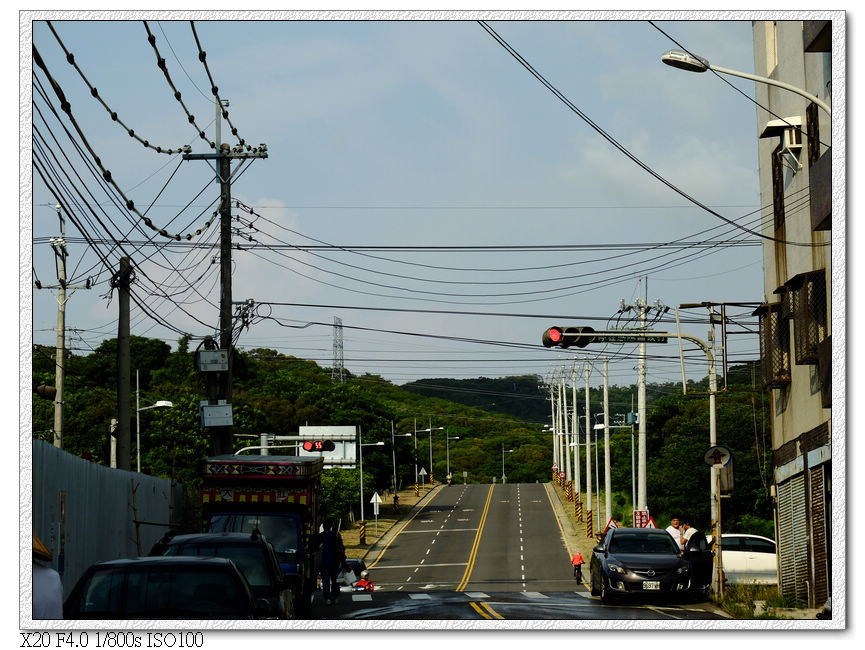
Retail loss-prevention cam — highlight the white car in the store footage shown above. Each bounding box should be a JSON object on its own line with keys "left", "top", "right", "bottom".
{"left": 711, "top": 533, "right": 779, "bottom": 585}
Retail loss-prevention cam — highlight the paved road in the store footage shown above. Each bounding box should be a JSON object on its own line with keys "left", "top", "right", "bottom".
{"left": 310, "top": 482, "right": 729, "bottom": 621}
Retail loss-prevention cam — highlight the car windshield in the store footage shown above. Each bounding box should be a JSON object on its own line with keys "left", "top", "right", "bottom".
{"left": 74, "top": 565, "right": 250, "bottom": 618}
{"left": 609, "top": 533, "right": 679, "bottom": 555}
{"left": 166, "top": 543, "right": 272, "bottom": 587}
{"left": 208, "top": 514, "right": 299, "bottom": 557}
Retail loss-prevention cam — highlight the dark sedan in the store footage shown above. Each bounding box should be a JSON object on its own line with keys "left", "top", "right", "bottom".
{"left": 149, "top": 531, "right": 294, "bottom": 619}
{"left": 590, "top": 527, "right": 692, "bottom": 604}
{"left": 63, "top": 556, "right": 264, "bottom": 619}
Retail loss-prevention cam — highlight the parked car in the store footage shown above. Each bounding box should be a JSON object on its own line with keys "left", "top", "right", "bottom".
{"left": 590, "top": 527, "right": 696, "bottom": 604}
{"left": 63, "top": 556, "right": 266, "bottom": 619}
{"left": 149, "top": 531, "right": 294, "bottom": 619}
{"left": 714, "top": 533, "right": 778, "bottom": 585}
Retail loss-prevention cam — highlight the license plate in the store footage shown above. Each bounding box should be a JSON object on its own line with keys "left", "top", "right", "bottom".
{"left": 643, "top": 581, "right": 660, "bottom": 590}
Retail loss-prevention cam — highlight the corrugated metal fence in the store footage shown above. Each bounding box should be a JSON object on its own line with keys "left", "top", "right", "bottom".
{"left": 31, "top": 439, "right": 185, "bottom": 599}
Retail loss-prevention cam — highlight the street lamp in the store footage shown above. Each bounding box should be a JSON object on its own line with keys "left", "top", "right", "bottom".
{"left": 416, "top": 425, "right": 443, "bottom": 481}
{"left": 446, "top": 433, "right": 459, "bottom": 477}
{"left": 501, "top": 444, "right": 513, "bottom": 484}
{"left": 358, "top": 430, "right": 384, "bottom": 521}
{"left": 390, "top": 421, "right": 413, "bottom": 493}
{"left": 135, "top": 370, "right": 172, "bottom": 473}
{"left": 661, "top": 49, "right": 831, "bottom": 116}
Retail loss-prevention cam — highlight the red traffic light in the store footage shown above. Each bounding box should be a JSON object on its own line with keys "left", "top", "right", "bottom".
{"left": 542, "top": 326, "right": 596, "bottom": 349}
{"left": 302, "top": 440, "right": 335, "bottom": 452}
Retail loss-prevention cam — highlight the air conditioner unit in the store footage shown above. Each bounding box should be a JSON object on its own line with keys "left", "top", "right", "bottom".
{"left": 760, "top": 116, "right": 804, "bottom": 172}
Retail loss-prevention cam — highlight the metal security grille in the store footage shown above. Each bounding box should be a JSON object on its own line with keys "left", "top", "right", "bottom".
{"left": 757, "top": 303, "right": 791, "bottom": 388}
{"left": 772, "top": 143, "right": 786, "bottom": 230}
{"left": 810, "top": 464, "right": 829, "bottom": 606}
{"left": 807, "top": 102, "right": 820, "bottom": 167}
{"left": 791, "top": 270, "right": 828, "bottom": 365}
{"left": 777, "top": 474, "right": 809, "bottom": 603}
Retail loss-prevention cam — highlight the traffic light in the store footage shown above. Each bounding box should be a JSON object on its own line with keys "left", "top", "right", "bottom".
{"left": 302, "top": 440, "right": 335, "bottom": 452}
{"left": 541, "top": 326, "right": 596, "bottom": 349}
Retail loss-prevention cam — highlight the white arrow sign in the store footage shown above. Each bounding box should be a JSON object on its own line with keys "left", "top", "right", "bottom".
{"left": 371, "top": 492, "right": 383, "bottom": 504}
{"left": 419, "top": 468, "right": 428, "bottom": 476}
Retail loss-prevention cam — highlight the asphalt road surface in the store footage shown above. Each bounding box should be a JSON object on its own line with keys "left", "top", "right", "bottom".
{"left": 311, "top": 483, "right": 729, "bottom": 621}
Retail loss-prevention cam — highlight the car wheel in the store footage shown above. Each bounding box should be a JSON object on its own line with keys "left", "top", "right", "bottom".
{"left": 600, "top": 577, "right": 614, "bottom": 605}
{"left": 590, "top": 571, "right": 600, "bottom": 596}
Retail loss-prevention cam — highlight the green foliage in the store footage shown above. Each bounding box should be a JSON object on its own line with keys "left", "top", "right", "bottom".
{"left": 320, "top": 469, "right": 362, "bottom": 523}
{"left": 30, "top": 338, "right": 773, "bottom": 540}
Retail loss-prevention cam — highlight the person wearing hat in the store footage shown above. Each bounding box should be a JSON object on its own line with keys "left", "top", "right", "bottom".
{"left": 33, "top": 531, "right": 63, "bottom": 619}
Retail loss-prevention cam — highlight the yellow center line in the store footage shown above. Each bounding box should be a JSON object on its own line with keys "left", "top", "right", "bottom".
{"left": 468, "top": 601, "right": 504, "bottom": 619}
{"left": 455, "top": 484, "right": 494, "bottom": 592}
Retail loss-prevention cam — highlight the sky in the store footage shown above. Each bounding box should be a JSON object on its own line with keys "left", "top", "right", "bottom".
{"left": 23, "top": 11, "right": 822, "bottom": 396}
{"left": 13, "top": 5, "right": 855, "bottom": 642}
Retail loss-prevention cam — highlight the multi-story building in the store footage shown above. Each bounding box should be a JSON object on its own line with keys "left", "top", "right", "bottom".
{"left": 751, "top": 19, "right": 836, "bottom": 609}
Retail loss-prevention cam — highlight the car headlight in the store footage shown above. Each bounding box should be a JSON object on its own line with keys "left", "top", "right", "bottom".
{"left": 607, "top": 562, "right": 626, "bottom": 574}
{"left": 675, "top": 565, "right": 689, "bottom": 574}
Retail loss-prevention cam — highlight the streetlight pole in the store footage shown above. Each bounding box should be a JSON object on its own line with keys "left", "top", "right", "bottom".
{"left": 446, "top": 432, "right": 459, "bottom": 477}
{"left": 135, "top": 369, "right": 173, "bottom": 473}
{"left": 501, "top": 444, "right": 513, "bottom": 484}
{"left": 358, "top": 428, "right": 384, "bottom": 522}
{"left": 661, "top": 49, "right": 831, "bottom": 116}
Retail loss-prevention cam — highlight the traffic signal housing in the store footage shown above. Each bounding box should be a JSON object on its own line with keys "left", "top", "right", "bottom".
{"left": 301, "top": 440, "right": 335, "bottom": 452}
{"left": 541, "top": 326, "right": 596, "bottom": 349}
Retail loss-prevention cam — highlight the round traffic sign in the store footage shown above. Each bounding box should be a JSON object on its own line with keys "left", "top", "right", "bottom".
{"left": 703, "top": 445, "right": 732, "bottom": 467}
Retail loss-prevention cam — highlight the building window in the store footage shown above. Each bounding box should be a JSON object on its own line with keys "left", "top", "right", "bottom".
{"left": 772, "top": 143, "right": 786, "bottom": 231}
{"left": 756, "top": 302, "right": 791, "bottom": 388}
{"left": 789, "top": 269, "right": 828, "bottom": 365}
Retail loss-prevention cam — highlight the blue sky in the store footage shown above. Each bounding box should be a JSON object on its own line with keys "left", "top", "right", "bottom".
{"left": 25, "top": 13, "right": 804, "bottom": 390}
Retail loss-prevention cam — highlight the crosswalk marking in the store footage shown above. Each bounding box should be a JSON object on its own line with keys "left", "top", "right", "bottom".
{"left": 522, "top": 592, "right": 549, "bottom": 599}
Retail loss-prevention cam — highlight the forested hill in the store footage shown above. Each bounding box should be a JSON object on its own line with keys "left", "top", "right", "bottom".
{"left": 401, "top": 375, "right": 549, "bottom": 422}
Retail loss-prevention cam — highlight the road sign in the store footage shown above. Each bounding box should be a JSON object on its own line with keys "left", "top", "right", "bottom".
{"left": 594, "top": 333, "right": 669, "bottom": 344}
{"left": 371, "top": 491, "right": 382, "bottom": 516}
{"left": 603, "top": 517, "right": 619, "bottom": 533}
{"left": 646, "top": 516, "right": 657, "bottom": 529}
{"left": 559, "top": 471, "right": 566, "bottom": 479}
{"left": 703, "top": 445, "right": 732, "bottom": 467}
{"left": 419, "top": 468, "right": 428, "bottom": 476}
{"left": 633, "top": 510, "right": 650, "bottom": 528}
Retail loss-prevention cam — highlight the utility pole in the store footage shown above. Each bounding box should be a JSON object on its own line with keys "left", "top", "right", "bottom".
{"left": 571, "top": 367, "right": 580, "bottom": 502}
{"left": 37, "top": 204, "right": 90, "bottom": 448}
{"left": 183, "top": 101, "right": 267, "bottom": 455}
{"left": 603, "top": 358, "right": 611, "bottom": 524}
{"left": 584, "top": 363, "right": 592, "bottom": 534}
{"left": 115, "top": 257, "right": 132, "bottom": 470}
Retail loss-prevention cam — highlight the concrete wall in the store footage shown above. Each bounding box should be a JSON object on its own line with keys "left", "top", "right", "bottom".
{"left": 31, "top": 439, "right": 185, "bottom": 600}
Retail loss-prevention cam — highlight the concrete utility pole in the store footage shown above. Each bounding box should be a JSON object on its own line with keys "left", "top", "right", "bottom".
{"left": 584, "top": 363, "right": 592, "bottom": 532}
{"left": 183, "top": 103, "right": 267, "bottom": 455}
{"left": 603, "top": 358, "right": 612, "bottom": 523}
{"left": 571, "top": 367, "right": 580, "bottom": 500}
{"left": 38, "top": 204, "right": 90, "bottom": 448}
{"left": 115, "top": 257, "right": 133, "bottom": 470}
{"left": 561, "top": 375, "right": 571, "bottom": 483}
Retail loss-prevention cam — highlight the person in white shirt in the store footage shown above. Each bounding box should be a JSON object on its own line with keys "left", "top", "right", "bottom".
{"left": 33, "top": 532, "right": 63, "bottom": 619}
{"left": 665, "top": 517, "right": 685, "bottom": 551}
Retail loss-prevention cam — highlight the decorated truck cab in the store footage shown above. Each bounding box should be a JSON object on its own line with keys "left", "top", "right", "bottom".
{"left": 200, "top": 454, "right": 323, "bottom": 617}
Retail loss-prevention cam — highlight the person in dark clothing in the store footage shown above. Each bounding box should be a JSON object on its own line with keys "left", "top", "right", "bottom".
{"left": 317, "top": 520, "right": 346, "bottom": 605}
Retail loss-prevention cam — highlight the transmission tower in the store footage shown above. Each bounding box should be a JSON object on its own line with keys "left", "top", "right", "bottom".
{"left": 332, "top": 316, "right": 345, "bottom": 383}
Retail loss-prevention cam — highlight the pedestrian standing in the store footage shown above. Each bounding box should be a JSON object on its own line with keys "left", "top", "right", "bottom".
{"left": 317, "top": 520, "right": 345, "bottom": 605}
{"left": 665, "top": 516, "right": 685, "bottom": 551}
